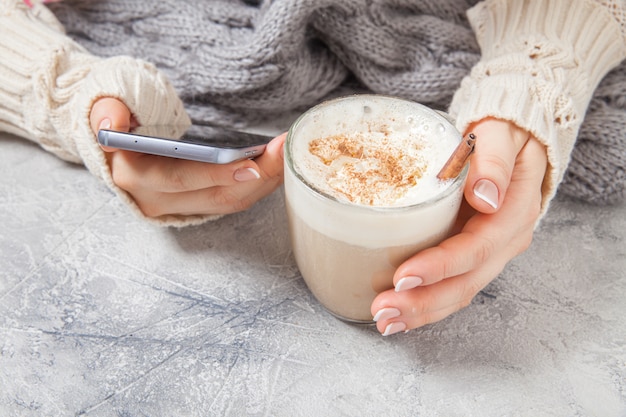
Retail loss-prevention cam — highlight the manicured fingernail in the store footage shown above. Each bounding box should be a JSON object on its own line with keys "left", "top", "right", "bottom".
{"left": 395, "top": 276, "right": 423, "bottom": 292}
{"left": 382, "top": 321, "right": 407, "bottom": 336}
{"left": 98, "top": 118, "right": 111, "bottom": 130}
{"left": 474, "top": 179, "right": 499, "bottom": 209}
{"left": 373, "top": 307, "right": 401, "bottom": 322}
{"left": 234, "top": 167, "right": 261, "bottom": 182}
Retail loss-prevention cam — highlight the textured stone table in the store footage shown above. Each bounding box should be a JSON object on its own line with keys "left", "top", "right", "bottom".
{"left": 1, "top": 132, "right": 625, "bottom": 417}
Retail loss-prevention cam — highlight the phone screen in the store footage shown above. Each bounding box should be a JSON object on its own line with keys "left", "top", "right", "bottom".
{"left": 133, "top": 124, "right": 271, "bottom": 148}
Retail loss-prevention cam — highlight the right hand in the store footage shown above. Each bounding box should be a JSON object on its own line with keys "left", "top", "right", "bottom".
{"left": 89, "top": 97, "right": 285, "bottom": 218}
{"left": 371, "top": 118, "right": 547, "bottom": 335}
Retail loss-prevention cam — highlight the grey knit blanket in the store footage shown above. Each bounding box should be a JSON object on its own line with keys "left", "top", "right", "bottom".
{"left": 49, "top": 0, "right": 626, "bottom": 204}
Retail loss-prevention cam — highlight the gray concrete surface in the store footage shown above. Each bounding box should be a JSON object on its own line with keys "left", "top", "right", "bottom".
{"left": 1, "top": 132, "right": 625, "bottom": 417}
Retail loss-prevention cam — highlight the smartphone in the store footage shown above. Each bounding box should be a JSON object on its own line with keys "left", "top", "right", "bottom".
{"left": 97, "top": 124, "right": 272, "bottom": 164}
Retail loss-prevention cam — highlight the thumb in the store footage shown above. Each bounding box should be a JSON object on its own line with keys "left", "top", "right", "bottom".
{"left": 89, "top": 97, "right": 135, "bottom": 151}
{"left": 463, "top": 118, "right": 531, "bottom": 213}
{"left": 254, "top": 132, "right": 286, "bottom": 179}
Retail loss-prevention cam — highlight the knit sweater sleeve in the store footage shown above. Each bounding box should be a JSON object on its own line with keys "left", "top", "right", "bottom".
{"left": 449, "top": 0, "right": 626, "bottom": 217}
{"left": 0, "top": 0, "right": 203, "bottom": 226}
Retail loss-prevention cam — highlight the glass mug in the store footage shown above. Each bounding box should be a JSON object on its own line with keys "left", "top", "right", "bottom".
{"left": 284, "top": 95, "right": 468, "bottom": 323}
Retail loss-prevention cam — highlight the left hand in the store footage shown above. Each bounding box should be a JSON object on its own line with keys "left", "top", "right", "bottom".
{"left": 90, "top": 97, "right": 286, "bottom": 218}
{"left": 370, "top": 118, "right": 547, "bottom": 335}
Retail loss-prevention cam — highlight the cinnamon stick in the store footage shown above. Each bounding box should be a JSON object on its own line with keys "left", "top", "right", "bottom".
{"left": 436, "top": 133, "right": 476, "bottom": 180}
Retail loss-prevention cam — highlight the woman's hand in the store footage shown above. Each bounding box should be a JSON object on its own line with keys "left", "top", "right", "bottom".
{"left": 89, "top": 97, "right": 285, "bottom": 218}
{"left": 371, "top": 118, "right": 547, "bottom": 335}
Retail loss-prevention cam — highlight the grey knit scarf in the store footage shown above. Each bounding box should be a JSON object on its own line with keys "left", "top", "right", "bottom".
{"left": 49, "top": 0, "right": 626, "bottom": 205}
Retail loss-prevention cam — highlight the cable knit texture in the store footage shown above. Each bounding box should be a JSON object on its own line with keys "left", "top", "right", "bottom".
{"left": 1, "top": 0, "right": 625, "bottom": 226}
{"left": 47, "top": 0, "right": 626, "bottom": 208}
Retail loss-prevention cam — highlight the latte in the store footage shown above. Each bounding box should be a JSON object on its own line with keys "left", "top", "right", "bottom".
{"left": 285, "top": 95, "right": 467, "bottom": 322}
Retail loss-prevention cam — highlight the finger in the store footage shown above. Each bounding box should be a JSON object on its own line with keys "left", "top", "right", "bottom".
{"left": 218, "top": 132, "right": 286, "bottom": 201}
{"left": 449, "top": 198, "right": 475, "bottom": 236}
{"left": 131, "top": 187, "right": 252, "bottom": 217}
{"left": 89, "top": 97, "right": 134, "bottom": 152}
{"left": 374, "top": 297, "right": 463, "bottom": 336}
{"left": 391, "top": 216, "right": 505, "bottom": 288}
{"left": 108, "top": 150, "right": 264, "bottom": 194}
{"left": 372, "top": 277, "right": 477, "bottom": 335}
{"left": 464, "top": 118, "right": 530, "bottom": 213}
{"left": 377, "top": 258, "right": 503, "bottom": 319}
{"left": 392, "top": 204, "right": 525, "bottom": 290}
{"left": 507, "top": 137, "right": 548, "bottom": 203}
{"left": 90, "top": 97, "right": 134, "bottom": 133}
{"left": 374, "top": 301, "right": 462, "bottom": 336}
{"left": 254, "top": 132, "right": 286, "bottom": 179}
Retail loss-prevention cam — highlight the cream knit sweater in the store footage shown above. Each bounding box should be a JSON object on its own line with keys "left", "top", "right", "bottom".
{"left": 0, "top": 0, "right": 194, "bottom": 225}
{"left": 450, "top": 0, "right": 626, "bottom": 213}
{"left": 1, "top": 0, "right": 625, "bottom": 226}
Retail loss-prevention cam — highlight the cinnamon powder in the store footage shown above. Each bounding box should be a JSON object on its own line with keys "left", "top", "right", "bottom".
{"left": 308, "top": 132, "right": 426, "bottom": 206}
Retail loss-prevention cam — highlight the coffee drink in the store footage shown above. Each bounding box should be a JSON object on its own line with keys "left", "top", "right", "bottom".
{"left": 284, "top": 95, "right": 467, "bottom": 322}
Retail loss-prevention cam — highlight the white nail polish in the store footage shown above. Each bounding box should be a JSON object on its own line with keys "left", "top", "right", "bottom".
{"left": 373, "top": 307, "right": 401, "bottom": 322}
{"left": 234, "top": 167, "right": 261, "bottom": 182}
{"left": 382, "top": 321, "right": 407, "bottom": 336}
{"left": 395, "top": 276, "right": 423, "bottom": 292}
{"left": 474, "top": 179, "right": 499, "bottom": 209}
{"left": 98, "top": 118, "right": 111, "bottom": 130}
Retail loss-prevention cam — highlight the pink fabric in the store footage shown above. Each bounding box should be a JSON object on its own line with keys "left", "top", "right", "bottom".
{"left": 24, "top": 0, "right": 61, "bottom": 7}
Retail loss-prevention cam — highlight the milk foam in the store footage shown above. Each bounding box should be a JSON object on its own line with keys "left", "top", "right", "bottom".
{"left": 290, "top": 98, "right": 459, "bottom": 207}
